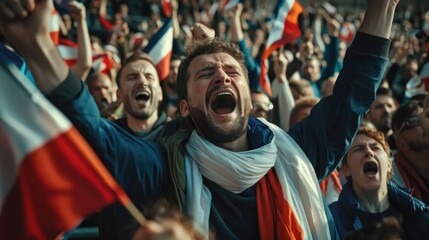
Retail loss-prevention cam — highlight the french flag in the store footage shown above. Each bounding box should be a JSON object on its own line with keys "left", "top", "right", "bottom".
{"left": 56, "top": 38, "right": 114, "bottom": 74}
{"left": 0, "top": 63, "right": 131, "bottom": 239}
{"left": 56, "top": 38, "right": 81, "bottom": 67}
{"left": 260, "top": 0, "right": 303, "bottom": 96}
{"left": 143, "top": 18, "right": 173, "bottom": 81}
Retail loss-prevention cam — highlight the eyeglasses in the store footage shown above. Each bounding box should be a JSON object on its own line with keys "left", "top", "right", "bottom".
{"left": 397, "top": 115, "right": 420, "bottom": 135}
{"left": 252, "top": 101, "right": 274, "bottom": 112}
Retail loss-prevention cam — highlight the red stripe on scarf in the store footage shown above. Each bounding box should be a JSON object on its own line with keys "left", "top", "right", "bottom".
{"left": 394, "top": 151, "right": 429, "bottom": 205}
{"left": 257, "top": 169, "right": 304, "bottom": 240}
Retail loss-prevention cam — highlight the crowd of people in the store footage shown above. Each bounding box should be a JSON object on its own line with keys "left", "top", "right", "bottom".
{"left": 1, "top": 0, "right": 429, "bottom": 239}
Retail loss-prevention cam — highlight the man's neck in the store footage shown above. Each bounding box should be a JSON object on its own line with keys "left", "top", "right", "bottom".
{"left": 355, "top": 187, "right": 390, "bottom": 213}
{"left": 195, "top": 128, "right": 249, "bottom": 152}
{"left": 126, "top": 112, "right": 159, "bottom": 133}
{"left": 212, "top": 132, "right": 249, "bottom": 152}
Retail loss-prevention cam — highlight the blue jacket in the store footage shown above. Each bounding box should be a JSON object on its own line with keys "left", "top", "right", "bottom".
{"left": 329, "top": 181, "right": 429, "bottom": 239}
{"left": 48, "top": 32, "right": 389, "bottom": 239}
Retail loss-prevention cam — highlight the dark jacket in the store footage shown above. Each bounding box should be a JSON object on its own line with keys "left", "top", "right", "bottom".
{"left": 329, "top": 181, "right": 429, "bottom": 239}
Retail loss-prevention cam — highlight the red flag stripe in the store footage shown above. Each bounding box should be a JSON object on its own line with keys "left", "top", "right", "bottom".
{"left": 0, "top": 128, "right": 130, "bottom": 239}
{"left": 257, "top": 169, "right": 304, "bottom": 240}
{"left": 156, "top": 51, "right": 172, "bottom": 80}
{"left": 0, "top": 64, "right": 131, "bottom": 239}
{"left": 56, "top": 40, "right": 113, "bottom": 73}
{"left": 146, "top": 21, "right": 173, "bottom": 81}
{"left": 162, "top": 0, "right": 172, "bottom": 17}
{"left": 50, "top": 9, "right": 60, "bottom": 45}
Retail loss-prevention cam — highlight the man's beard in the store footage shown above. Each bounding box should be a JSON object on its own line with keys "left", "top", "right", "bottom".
{"left": 377, "top": 116, "right": 392, "bottom": 133}
{"left": 187, "top": 106, "right": 248, "bottom": 144}
{"left": 123, "top": 97, "right": 156, "bottom": 120}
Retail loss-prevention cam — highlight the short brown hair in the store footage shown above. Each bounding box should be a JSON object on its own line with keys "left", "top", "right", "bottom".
{"left": 116, "top": 52, "right": 156, "bottom": 88}
{"left": 177, "top": 38, "right": 248, "bottom": 101}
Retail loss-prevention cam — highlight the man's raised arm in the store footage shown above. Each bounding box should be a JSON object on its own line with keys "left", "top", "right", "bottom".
{"left": 0, "top": 0, "right": 68, "bottom": 93}
{"left": 359, "top": 0, "right": 398, "bottom": 39}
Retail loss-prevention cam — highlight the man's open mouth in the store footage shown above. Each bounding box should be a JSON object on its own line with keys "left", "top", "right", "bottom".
{"left": 135, "top": 91, "right": 150, "bottom": 102}
{"left": 211, "top": 91, "right": 236, "bottom": 114}
{"left": 363, "top": 162, "right": 378, "bottom": 176}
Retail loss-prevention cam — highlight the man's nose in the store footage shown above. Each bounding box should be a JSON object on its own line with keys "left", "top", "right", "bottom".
{"left": 213, "top": 69, "right": 231, "bottom": 85}
{"left": 136, "top": 73, "right": 149, "bottom": 86}
{"left": 364, "top": 147, "right": 375, "bottom": 158}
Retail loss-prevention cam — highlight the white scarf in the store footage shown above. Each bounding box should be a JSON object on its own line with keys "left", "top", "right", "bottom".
{"left": 185, "top": 119, "right": 331, "bottom": 240}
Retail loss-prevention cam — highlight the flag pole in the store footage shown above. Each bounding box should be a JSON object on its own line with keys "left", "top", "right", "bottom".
{"left": 124, "top": 202, "right": 148, "bottom": 226}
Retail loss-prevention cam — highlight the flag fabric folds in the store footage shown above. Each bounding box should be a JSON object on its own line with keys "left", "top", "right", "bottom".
{"left": 57, "top": 38, "right": 114, "bottom": 74}
{"left": 0, "top": 63, "right": 131, "bottom": 239}
{"left": 142, "top": 18, "right": 173, "bottom": 81}
{"left": 260, "top": 0, "right": 303, "bottom": 96}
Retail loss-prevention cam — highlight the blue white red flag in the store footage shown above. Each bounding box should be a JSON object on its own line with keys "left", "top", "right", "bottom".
{"left": 143, "top": 18, "right": 173, "bottom": 81}
{"left": 260, "top": 0, "right": 303, "bottom": 96}
{"left": 56, "top": 38, "right": 114, "bottom": 75}
{"left": 0, "top": 62, "right": 132, "bottom": 240}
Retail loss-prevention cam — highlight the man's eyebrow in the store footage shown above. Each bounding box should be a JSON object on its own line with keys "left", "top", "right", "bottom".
{"left": 222, "top": 62, "right": 240, "bottom": 69}
{"left": 196, "top": 64, "right": 215, "bottom": 75}
{"left": 351, "top": 144, "right": 363, "bottom": 149}
{"left": 125, "top": 71, "right": 138, "bottom": 77}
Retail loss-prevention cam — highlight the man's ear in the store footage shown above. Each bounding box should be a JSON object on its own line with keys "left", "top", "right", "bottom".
{"left": 158, "top": 84, "right": 163, "bottom": 102}
{"left": 180, "top": 99, "right": 190, "bottom": 117}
